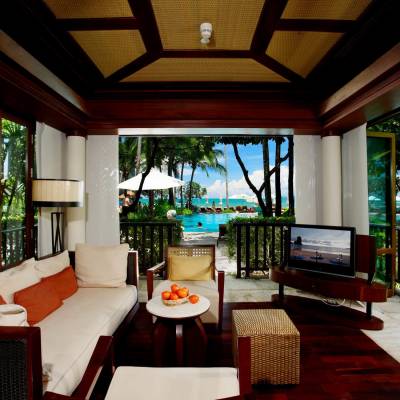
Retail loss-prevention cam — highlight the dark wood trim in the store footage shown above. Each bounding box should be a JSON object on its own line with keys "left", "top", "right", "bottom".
{"left": 25, "top": 120, "right": 35, "bottom": 259}
{"left": 251, "top": 0, "right": 288, "bottom": 53}
{"left": 161, "top": 50, "right": 251, "bottom": 58}
{"left": 307, "top": 0, "right": 400, "bottom": 96}
{"left": 58, "top": 17, "right": 139, "bottom": 31}
{"left": 217, "top": 270, "right": 225, "bottom": 332}
{"left": 0, "top": 52, "right": 87, "bottom": 131}
{"left": 321, "top": 129, "right": 342, "bottom": 137}
{"left": 277, "top": 19, "right": 354, "bottom": 32}
{"left": 105, "top": 52, "right": 159, "bottom": 83}
{"left": 253, "top": 54, "right": 304, "bottom": 83}
{"left": 128, "top": 0, "right": 162, "bottom": 53}
{"left": 66, "top": 129, "right": 87, "bottom": 138}
{"left": 1, "top": 0, "right": 103, "bottom": 94}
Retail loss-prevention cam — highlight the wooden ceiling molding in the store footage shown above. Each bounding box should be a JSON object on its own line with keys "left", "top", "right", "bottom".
{"left": 0, "top": 0, "right": 399, "bottom": 134}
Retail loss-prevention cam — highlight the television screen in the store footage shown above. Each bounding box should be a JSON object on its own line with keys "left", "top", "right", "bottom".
{"left": 288, "top": 224, "right": 355, "bottom": 278}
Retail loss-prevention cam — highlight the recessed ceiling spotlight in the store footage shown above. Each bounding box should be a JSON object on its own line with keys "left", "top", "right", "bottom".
{"left": 200, "top": 22, "right": 212, "bottom": 44}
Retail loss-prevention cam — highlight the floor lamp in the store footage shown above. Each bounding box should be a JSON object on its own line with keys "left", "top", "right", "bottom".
{"left": 32, "top": 179, "right": 84, "bottom": 254}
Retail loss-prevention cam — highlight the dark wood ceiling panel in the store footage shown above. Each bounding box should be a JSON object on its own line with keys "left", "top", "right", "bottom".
{"left": 276, "top": 19, "right": 353, "bottom": 32}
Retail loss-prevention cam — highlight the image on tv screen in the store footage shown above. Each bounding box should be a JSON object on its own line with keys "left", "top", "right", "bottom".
{"left": 290, "top": 227, "right": 352, "bottom": 269}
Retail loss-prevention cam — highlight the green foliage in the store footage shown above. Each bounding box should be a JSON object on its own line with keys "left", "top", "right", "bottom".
{"left": 183, "top": 181, "right": 207, "bottom": 201}
{"left": 178, "top": 208, "right": 193, "bottom": 216}
{"left": 225, "top": 216, "right": 295, "bottom": 267}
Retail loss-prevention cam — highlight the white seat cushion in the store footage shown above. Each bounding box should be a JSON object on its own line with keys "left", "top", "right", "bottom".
{"left": 105, "top": 366, "right": 240, "bottom": 400}
{"left": 153, "top": 280, "right": 219, "bottom": 324}
{"left": 35, "top": 285, "right": 137, "bottom": 395}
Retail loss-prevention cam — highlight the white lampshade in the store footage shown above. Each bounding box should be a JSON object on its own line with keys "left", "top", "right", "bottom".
{"left": 32, "top": 179, "right": 83, "bottom": 207}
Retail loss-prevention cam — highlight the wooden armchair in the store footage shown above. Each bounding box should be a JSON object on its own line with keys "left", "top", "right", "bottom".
{"left": 147, "top": 245, "right": 224, "bottom": 331}
{"left": 44, "top": 335, "right": 253, "bottom": 400}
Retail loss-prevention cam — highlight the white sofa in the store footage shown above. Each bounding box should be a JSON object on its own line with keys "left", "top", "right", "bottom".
{"left": 0, "top": 249, "right": 139, "bottom": 399}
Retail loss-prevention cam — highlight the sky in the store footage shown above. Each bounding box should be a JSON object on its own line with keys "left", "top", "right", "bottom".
{"left": 183, "top": 140, "right": 289, "bottom": 199}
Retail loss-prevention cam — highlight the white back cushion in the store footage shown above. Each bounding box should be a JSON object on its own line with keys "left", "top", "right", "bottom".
{"left": 35, "top": 250, "right": 70, "bottom": 278}
{"left": 75, "top": 243, "right": 128, "bottom": 287}
{"left": 0, "top": 258, "right": 39, "bottom": 303}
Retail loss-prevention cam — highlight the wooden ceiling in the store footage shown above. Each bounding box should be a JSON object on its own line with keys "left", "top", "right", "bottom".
{"left": 1, "top": 0, "right": 399, "bottom": 100}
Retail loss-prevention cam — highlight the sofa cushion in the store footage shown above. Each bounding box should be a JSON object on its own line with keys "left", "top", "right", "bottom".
{"left": 153, "top": 280, "right": 219, "bottom": 324}
{"left": 36, "top": 285, "right": 137, "bottom": 395}
{"left": 42, "top": 266, "right": 77, "bottom": 300}
{"left": 0, "top": 304, "right": 28, "bottom": 326}
{"left": 0, "top": 258, "right": 40, "bottom": 303}
{"left": 75, "top": 243, "right": 128, "bottom": 288}
{"left": 168, "top": 255, "right": 212, "bottom": 281}
{"left": 105, "top": 366, "right": 239, "bottom": 400}
{"left": 0, "top": 296, "right": 5, "bottom": 305}
{"left": 35, "top": 251, "right": 70, "bottom": 278}
{"left": 14, "top": 280, "right": 63, "bottom": 325}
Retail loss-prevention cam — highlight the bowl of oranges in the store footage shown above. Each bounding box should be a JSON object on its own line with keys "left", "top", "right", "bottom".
{"left": 161, "top": 283, "right": 199, "bottom": 306}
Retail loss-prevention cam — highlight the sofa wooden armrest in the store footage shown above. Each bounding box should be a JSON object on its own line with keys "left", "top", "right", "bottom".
{"left": 146, "top": 260, "right": 166, "bottom": 300}
{"left": 217, "top": 269, "right": 225, "bottom": 332}
{"left": 43, "top": 336, "right": 114, "bottom": 400}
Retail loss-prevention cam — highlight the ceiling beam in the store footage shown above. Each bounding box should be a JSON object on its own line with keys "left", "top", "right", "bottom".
{"left": 253, "top": 54, "right": 304, "bottom": 84}
{"left": 276, "top": 19, "right": 354, "bottom": 32}
{"left": 57, "top": 17, "right": 139, "bottom": 31}
{"left": 251, "top": 0, "right": 288, "bottom": 53}
{"left": 128, "top": 0, "right": 162, "bottom": 53}
{"left": 160, "top": 50, "right": 251, "bottom": 58}
{"left": 105, "top": 52, "right": 159, "bottom": 83}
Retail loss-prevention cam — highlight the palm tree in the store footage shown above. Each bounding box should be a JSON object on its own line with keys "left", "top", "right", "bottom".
{"left": 119, "top": 137, "right": 138, "bottom": 181}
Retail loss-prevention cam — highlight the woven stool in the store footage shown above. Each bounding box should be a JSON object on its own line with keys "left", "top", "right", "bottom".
{"left": 233, "top": 309, "right": 300, "bottom": 385}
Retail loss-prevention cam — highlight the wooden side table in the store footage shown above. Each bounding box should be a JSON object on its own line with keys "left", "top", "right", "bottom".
{"left": 146, "top": 296, "right": 210, "bottom": 367}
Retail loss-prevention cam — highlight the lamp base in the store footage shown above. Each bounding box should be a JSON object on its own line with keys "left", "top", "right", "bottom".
{"left": 51, "top": 211, "right": 64, "bottom": 254}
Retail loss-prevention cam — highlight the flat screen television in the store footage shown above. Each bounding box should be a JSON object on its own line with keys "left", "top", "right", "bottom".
{"left": 287, "top": 224, "right": 356, "bottom": 278}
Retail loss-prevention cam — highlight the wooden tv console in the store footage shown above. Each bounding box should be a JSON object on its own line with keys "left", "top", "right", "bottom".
{"left": 270, "top": 234, "right": 388, "bottom": 330}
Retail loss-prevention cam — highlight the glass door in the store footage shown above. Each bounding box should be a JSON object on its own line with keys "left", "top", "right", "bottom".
{"left": 0, "top": 112, "right": 34, "bottom": 268}
{"left": 367, "top": 132, "right": 396, "bottom": 293}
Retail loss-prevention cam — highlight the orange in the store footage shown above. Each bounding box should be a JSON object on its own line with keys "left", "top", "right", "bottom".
{"left": 189, "top": 294, "right": 199, "bottom": 304}
{"left": 170, "top": 292, "right": 179, "bottom": 300}
{"left": 171, "top": 283, "right": 180, "bottom": 293}
{"left": 161, "top": 291, "right": 171, "bottom": 300}
{"left": 177, "top": 288, "right": 188, "bottom": 298}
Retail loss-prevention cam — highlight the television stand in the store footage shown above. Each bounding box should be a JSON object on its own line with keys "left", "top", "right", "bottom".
{"left": 270, "top": 267, "right": 387, "bottom": 330}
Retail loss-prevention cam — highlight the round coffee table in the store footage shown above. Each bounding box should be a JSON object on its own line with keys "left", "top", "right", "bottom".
{"left": 146, "top": 296, "right": 210, "bottom": 367}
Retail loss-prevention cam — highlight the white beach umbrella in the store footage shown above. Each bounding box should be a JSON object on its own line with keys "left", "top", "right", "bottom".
{"left": 118, "top": 168, "right": 184, "bottom": 190}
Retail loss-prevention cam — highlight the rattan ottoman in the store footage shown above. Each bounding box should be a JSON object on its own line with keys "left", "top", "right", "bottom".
{"left": 232, "top": 309, "right": 300, "bottom": 385}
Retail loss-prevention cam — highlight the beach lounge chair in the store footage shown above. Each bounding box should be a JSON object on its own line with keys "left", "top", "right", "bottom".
{"left": 216, "top": 207, "right": 222, "bottom": 213}
{"left": 147, "top": 245, "right": 224, "bottom": 332}
{"left": 200, "top": 207, "right": 206, "bottom": 213}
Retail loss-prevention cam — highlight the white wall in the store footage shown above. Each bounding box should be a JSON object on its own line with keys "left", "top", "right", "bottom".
{"left": 86, "top": 135, "right": 120, "bottom": 245}
{"left": 35, "top": 122, "right": 67, "bottom": 256}
{"left": 294, "top": 135, "right": 322, "bottom": 224}
{"left": 342, "top": 124, "right": 369, "bottom": 234}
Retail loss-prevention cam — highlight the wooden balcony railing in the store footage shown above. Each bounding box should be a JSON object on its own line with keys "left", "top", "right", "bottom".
{"left": 233, "top": 221, "right": 288, "bottom": 278}
{"left": 120, "top": 220, "right": 181, "bottom": 273}
{"left": 1, "top": 224, "right": 38, "bottom": 268}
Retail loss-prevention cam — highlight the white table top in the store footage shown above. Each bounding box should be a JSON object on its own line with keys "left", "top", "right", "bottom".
{"left": 146, "top": 296, "right": 210, "bottom": 320}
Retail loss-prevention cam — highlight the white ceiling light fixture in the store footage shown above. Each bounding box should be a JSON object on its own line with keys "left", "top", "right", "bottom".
{"left": 200, "top": 22, "right": 212, "bottom": 44}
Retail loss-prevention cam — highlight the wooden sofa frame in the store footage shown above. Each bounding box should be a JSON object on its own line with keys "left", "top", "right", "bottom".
{"left": 43, "top": 335, "right": 254, "bottom": 400}
{"left": 146, "top": 244, "right": 225, "bottom": 332}
{"left": 0, "top": 250, "right": 140, "bottom": 400}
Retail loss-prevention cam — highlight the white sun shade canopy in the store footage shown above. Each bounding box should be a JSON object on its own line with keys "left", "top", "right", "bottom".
{"left": 118, "top": 168, "right": 185, "bottom": 191}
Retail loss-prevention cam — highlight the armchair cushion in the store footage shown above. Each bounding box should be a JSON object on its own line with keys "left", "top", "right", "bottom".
{"left": 153, "top": 279, "right": 219, "bottom": 324}
{"left": 75, "top": 244, "right": 128, "bottom": 288}
{"left": 168, "top": 255, "right": 212, "bottom": 281}
{"left": 104, "top": 366, "right": 239, "bottom": 400}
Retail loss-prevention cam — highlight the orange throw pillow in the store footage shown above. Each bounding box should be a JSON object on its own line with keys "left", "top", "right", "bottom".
{"left": 43, "top": 266, "right": 78, "bottom": 300}
{"left": 14, "top": 280, "right": 62, "bottom": 325}
{"left": 0, "top": 295, "right": 6, "bottom": 304}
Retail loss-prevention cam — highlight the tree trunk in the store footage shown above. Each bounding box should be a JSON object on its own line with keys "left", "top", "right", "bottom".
{"left": 288, "top": 136, "right": 295, "bottom": 216}
{"left": 275, "top": 138, "right": 282, "bottom": 216}
{"left": 231, "top": 143, "right": 268, "bottom": 216}
{"left": 168, "top": 156, "right": 175, "bottom": 206}
{"left": 262, "top": 138, "right": 273, "bottom": 217}
{"left": 130, "top": 138, "right": 159, "bottom": 211}
{"left": 180, "top": 162, "right": 184, "bottom": 210}
{"left": 188, "top": 164, "right": 196, "bottom": 209}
